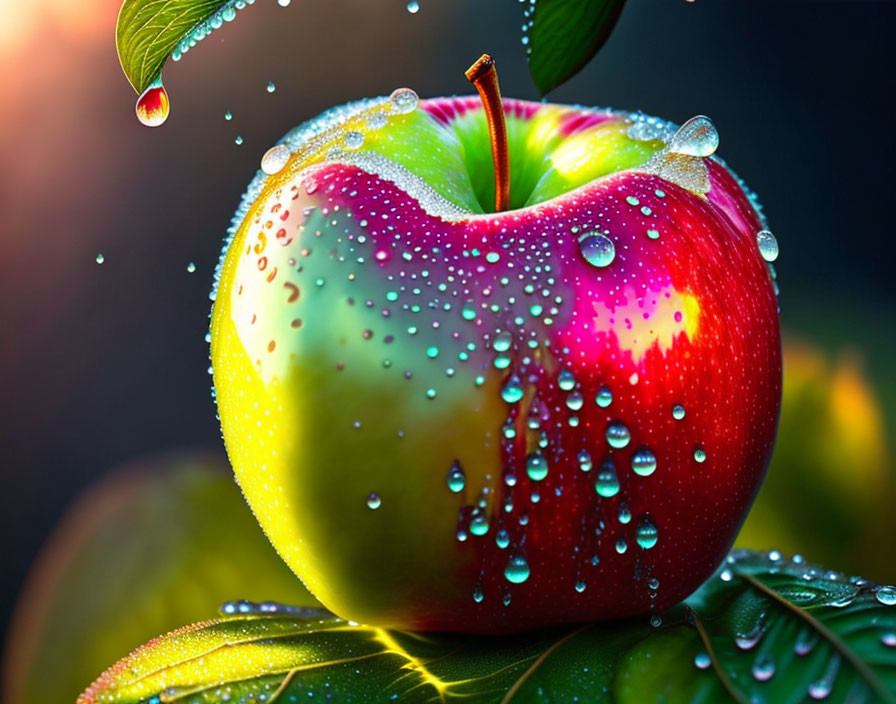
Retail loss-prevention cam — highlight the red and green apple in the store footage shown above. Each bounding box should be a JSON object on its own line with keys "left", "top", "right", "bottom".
{"left": 210, "top": 59, "right": 781, "bottom": 634}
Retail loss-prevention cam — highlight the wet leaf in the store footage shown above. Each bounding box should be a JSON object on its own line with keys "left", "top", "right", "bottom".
{"left": 3, "top": 454, "right": 315, "bottom": 704}
{"left": 526, "top": 0, "right": 627, "bottom": 95}
{"left": 78, "top": 550, "right": 896, "bottom": 703}
{"left": 116, "top": 0, "right": 238, "bottom": 94}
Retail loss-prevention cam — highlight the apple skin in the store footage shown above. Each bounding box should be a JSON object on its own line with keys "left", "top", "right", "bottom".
{"left": 210, "top": 95, "right": 781, "bottom": 633}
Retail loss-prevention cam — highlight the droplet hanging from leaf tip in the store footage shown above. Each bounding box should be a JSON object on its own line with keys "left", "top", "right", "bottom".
{"left": 136, "top": 77, "right": 169, "bottom": 127}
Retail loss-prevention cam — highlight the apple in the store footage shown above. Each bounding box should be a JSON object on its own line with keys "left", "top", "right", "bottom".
{"left": 210, "top": 56, "right": 781, "bottom": 634}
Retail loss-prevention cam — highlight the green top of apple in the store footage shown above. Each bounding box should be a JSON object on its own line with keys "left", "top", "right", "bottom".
{"left": 271, "top": 94, "right": 669, "bottom": 216}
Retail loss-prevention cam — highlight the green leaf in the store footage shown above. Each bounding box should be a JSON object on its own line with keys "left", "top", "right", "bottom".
{"left": 3, "top": 454, "right": 316, "bottom": 704}
{"left": 116, "top": 0, "right": 238, "bottom": 94}
{"left": 526, "top": 0, "right": 627, "bottom": 95}
{"left": 78, "top": 550, "right": 896, "bottom": 703}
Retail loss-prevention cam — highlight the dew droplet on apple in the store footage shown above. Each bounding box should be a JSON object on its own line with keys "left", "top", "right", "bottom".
{"left": 672, "top": 404, "right": 686, "bottom": 420}
{"left": 261, "top": 144, "right": 291, "bottom": 175}
{"left": 446, "top": 461, "right": 465, "bottom": 493}
{"left": 566, "top": 391, "right": 584, "bottom": 411}
{"left": 595, "top": 459, "right": 620, "bottom": 497}
{"left": 343, "top": 130, "right": 365, "bottom": 151}
{"left": 389, "top": 88, "right": 419, "bottom": 115}
{"left": 504, "top": 553, "right": 530, "bottom": 584}
{"left": 579, "top": 233, "right": 616, "bottom": 268}
{"left": 694, "top": 445, "right": 707, "bottom": 463}
{"left": 631, "top": 447, "right": 657, "bottom": 477}
{"left": 500, "top": 376, "right": 523, "bottom": 403}
{"left": 756, "top": 229, "right": 779, "bottom": 262}
{"left": 557, "top": 369, "right": 576, "bottom": 391}
{"left": 636, "top": 515, "right": 659, "bottom": 549}
{"left": 606, "top": 421, "right": 631, "bottom": 448}
{"left": 525, "top": 452, "right": 549, "bottom": 481}
{"left": 669, "top": 115, "right": 719, "bottom": 157}
{"left": 596, "top": 385, "right": 613, "bottom": 407}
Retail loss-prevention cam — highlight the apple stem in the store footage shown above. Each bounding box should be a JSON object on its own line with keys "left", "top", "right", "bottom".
{"left": 466, "top": 54, "right": 510, "bottom": 212}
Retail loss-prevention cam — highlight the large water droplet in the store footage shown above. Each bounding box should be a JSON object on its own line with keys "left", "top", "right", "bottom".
{"left": 566, "top": 391, "right": 584, "bottom": 411}
{"left": 669, "top": 115, "right": 718, "bottom": 157}
{"left": 135, "top": 78, "right": 169, "bottom": 127}
{"left": 672, "top": 404, "right": 686, "bottom": 420}
{"left": 493, "top": 330, "right": 513, "bottom": 352}
{"left": 504, "top": 553, "right": 530, "bottom": 584}
{"left": 557, "top": 369, "right": 576, "bottom": 391}
{"left": 595, "top": 459, "right": 620, "bottom": 497}
{"left": 876, "top": 585, "right": 896, "bottom": 605}
{"left": 636, "top": 515, "right": 658, "bottom": 549}
{"left": 631, "top": 447, "right": 657, "bottom": 477}
{"left": 694, "top": 652, "right": 711, "bottom": 670}
{"left": 579, "top": 233, "right": 615, "bottom": 268}
{"left": 470, "top": 514, "right": 489, "bottom": 536}
{"left": 526, "top": 452, "right": 549, "bottom": 481}
{"left": 596, "top": 385, "right": 612, "bottom": 408}
{"left": 261, "top": 144, "right": 291, "bottom": 175}
{"left": 390, "top": 87, "right": 419, "bottom": 114}
{"left": 343, "top": 130, "right": 365, "bottom": 151}
{"left": 756, "top": 229, "right": 779, "bottom": 262}
{"left": 406, "top": 1, "right": 420, "bottom": 13}
{"left": 606, "top": 421, "right": 631, "bottom": 449}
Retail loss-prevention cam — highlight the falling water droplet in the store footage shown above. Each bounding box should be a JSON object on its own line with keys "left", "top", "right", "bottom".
{"left": 446, "top": 461, "right": 465, "bottom": 493}
{"left": 504, "top": 553, "right": 530, "bottom": 584}
{"left": 631, "top": 447, "right": 657, "bottom": 477}
{"left": 234, "top": 135, "right": 244, "bottom": 145}
{"left": 261, "top": 144, "right": 291, "bottom": 175}
{"left": 224, "top": 110, "right": 233, "bottom": 121}
{"left": 95, "top": 253, "right": 105, "bottom": 264}
{"left": 470, "top": 514, "right": 489, "bottom": 536}
{"left": 390, "top": 88, "right": 419, "bottom": 114}
{"left": 606, "top": 421, "right": 631, "bottom": 449}
{"left": 756, "top": 229, "right": 779, "bottom": 262}
{"left": 669, "top": 115, "right": 718, "bottom": 157}
{"left": 496, "top": 529, "right": 510, "bottom": 549}
{"left": 366, "top": 493, "right": 381, "bottom": 510}
{"left": 579, "top": 233, "right": 615, "bottom": 268}
{"left": 406, "top": 0, "right": 420, "bottom": 12}
{"left": 636, "top": 515, "right": 658, "bottom": 549}
{"left": 186, "top": 261, "right": 196, "bottom": 273}
{"left": 135, "top": 77, "right": 169, "bottom": 127}
{"left": 266, "top": 81, "right": 277, "bottom": 93}
{"left": 595, "top": 459, "right": 620, "bottom": 498}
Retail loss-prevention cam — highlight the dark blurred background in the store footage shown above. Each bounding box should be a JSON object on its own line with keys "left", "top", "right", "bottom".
{"left": 2, "top": 0, "right": 895, "bottom": 642}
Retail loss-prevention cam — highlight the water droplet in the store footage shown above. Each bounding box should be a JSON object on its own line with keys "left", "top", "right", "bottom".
{"left": 631, "top": 447, "right": 657, "bottom": 477}
{"left": 493, "top": 330, "right": 513, "bottom": 352}
{"left": 95, "top": 253, "right": 105, "bottom": 264}
{"left": 596, "top": 385, "right": 612, "bottom": 407}
{"left": 278, "top": 0, "right": 291, "bottom": 6}
{"left": 672, "top": 404, "right": 686, "bottom": 420}
{"left": 575, "top": 580, "right": 586, "bottom": 593}
{"left": 756, "top": 229, "right": 779, "bottom": 262}
{"left": 669, "top": 115, "right": 718, "bottom": 157}
{"left": 807, "top": 654, "right": 840, "bottom": 700}
{"left": 646, "top": 228, "right": 660, "bottom": 240}
{"left": 526, "top": 452, "right": 549, "bottom": 481}
{"left": 876, "top": 585, "right": 896, "bottom": 605}
{"left": 224, "top": 110, "right": 233, "bottom": 121}
{"left": 577, "top": 450, "right": 592, "bottom": 472}
{"left": 261, "top": 144, "right": 291, "bottom": 175}
{"left": 366, "top": 492, "right": 381, "bottom": 510}
{"left": 462, "top": 300, "right": 477, "bottom": 320}
{"left": 446, "top": 461, "right": 465, "bottom": 493}
{"left": 694, "top": 652, "right": 711, "bottom": 669}
{"left": 343, "top": 130, "right": 365, "bottom": 150}
{"left": 234, "top": 135, "right": 244, "bottom": 145}
{"left": 426, "top": 346, "right": 439, "bottom": 359}
{"left": 881, "top": 632, "right": 896, "bottom": 647}
{"left": 135, "top": 78, "right": 169, "bottom": 127}
{"left": 504, "top": 553, "right": 530, "bottom": 584}
{"left": 595, "top": 459, "right": 620, "bottom": 497}
{"left": 606, "top": 421, "right": 631, "bottom": 449}
{"left": 579, "top": 233, "right": 615, "bottom": 268}
{"left": 636, "top": 515, "right": 658, "bottom": 549}
{"left": 266, "top": 81, "right": 277, "bottom": 93}
{"left": 648, "top": 577, "right": 660, "bottom": 590}
{"left": 566, "top": 391, "right": 584, "bottom": 411}
{"left": 501, "top": 376, "right": 524, "bottom": 403}
{"left": 496, "top": 529, "right": 510, "bottom": 549}
{"left": 406, "top": 0, "right": 420, "bottom": 12}
{"left": 752, "top": 655, "right": 775, "bottom": 682}
{"left": 470, "top": 514, "right": 489, "bottom": 536}
{"left": 186, "top": 261, "right": 196, "bottom": 273}
{"left": 694, "top": 445, "right": 707, "bottom": 463}
{"left": 616, "top": 538, "right": 628, "bottom": 554}
{"left": 649, "top": 614, "right": 662, "bottom": 627}
{"left": 557, "top": 369, "right": 576, "bottom": 391}
{"left": 390, "top": 87, "right": 419, "bottom": 114}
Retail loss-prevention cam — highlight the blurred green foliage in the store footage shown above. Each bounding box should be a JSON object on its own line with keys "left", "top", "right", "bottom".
{"left": 1, "top": 454, "right": 315, "bottom": 704}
